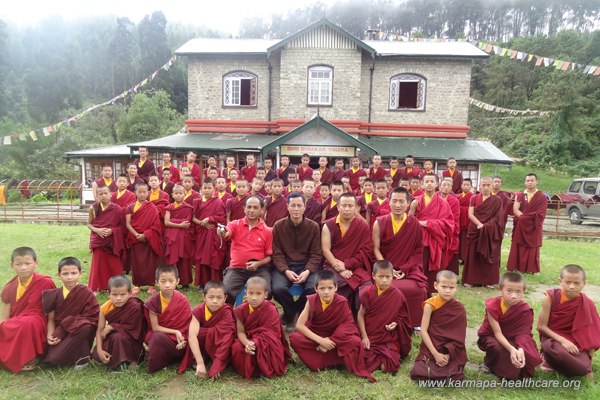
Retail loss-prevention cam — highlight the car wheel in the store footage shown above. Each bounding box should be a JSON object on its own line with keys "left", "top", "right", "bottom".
{"left": 568, "top": 208, "right": 583, "bottom": 225}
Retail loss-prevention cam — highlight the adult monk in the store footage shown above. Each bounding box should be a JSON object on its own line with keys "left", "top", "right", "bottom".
{"left": 181, "top": 151, "right": 202, "bottom": 185}
{"left": 442, "top": 157, "right": 463, "bottom": 194}
{"left": 462, "top": 177, "right": 504, "bottom": 288}
{"left": 409, "top": 173, "right": 454, "bottom": 294}
{"left": 397, "top": 155, "right": 421, "bottom": 181}
{"left": 91, "top": 165, "right": 117, "bottom": 202}
{"left": 457, "top": 179, "right": 474, "bottom": 262}
{"left": 264, "top": 179, "right": 288, "bottom": 227}
{"left": 507, "top": 173, "right": 547, "bottom": 274}
{"left": 156, "top": 152, "right": 180, "bottom": 184}
{"left": 492, "top": 175, "right": 512, "bottom": 234}
{"left": 87, "top": 185, "right": 125, "bottom": 292}
{"left": 346, "top": 156, "right": 367, "bottom": 191}
{"left": 373, "top": 187, "right": 428, "bottom": 328}
{"left": 439, "top": 179, "right": 460, "bottom": 275}
{"left": 321, "top": 193, "right": 373, "bottom": 310}
{"left": 134, "top": 146, "right": 156, "bottom": 183}
{"left": 192, "top": 179, "right": 226, "bottom": 287}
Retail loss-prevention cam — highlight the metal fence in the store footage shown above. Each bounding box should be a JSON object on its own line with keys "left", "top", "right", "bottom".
{"left": 0, "top": 179, "right": 88, "bottom": 222}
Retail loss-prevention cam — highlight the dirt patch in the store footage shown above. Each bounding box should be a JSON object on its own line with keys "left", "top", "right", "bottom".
{"left": 527, "top": 283, "right": 600, "bottom": 303}
{"left": 157, "top": 374, "right": 187, "bottom": 399}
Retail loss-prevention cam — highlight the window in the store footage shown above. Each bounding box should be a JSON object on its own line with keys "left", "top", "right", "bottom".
{"left": 223, "top": 71, "right": 257, "bottom": 107}
{"left": 307, "top": 66, "right": 333, "bottom": 106}
{"left": 389, "top": 73, "right": 427, "bottom": 111}
{"left": 568, "top": 181, "right": 582, "bottom": 193}
{"left": 583, "top": 181, "right": 598, "bottom": 195}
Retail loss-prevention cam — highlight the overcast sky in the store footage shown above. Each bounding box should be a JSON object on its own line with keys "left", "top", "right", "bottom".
{"left": 0, "top": 0, "right": 338, "bottom": 34}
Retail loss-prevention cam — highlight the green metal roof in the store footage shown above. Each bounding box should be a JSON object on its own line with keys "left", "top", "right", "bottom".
{"left": 260, "top": 116, "right": 377, "bottom": 157}
{"left": 267, "top": 18, "right": 376, "bottom": 59}
{"left": 64, "top": 144, "right": 131, "bottom": 158}
{"left": 360, "top": 136, "right": 513, "bottom": 164}
{"left": 128, "top": 132, "right": 276, "bottom": 154}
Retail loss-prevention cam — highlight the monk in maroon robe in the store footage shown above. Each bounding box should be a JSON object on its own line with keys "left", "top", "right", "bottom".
{"left": 291, "top": 275, "right": 375, "bottom": 382}
{"left": 478, "top": 292, "right": 541, "bottom": 379}
{"left": 265, "top": 179, "right": 288, "bottom": 227}
{"left": 373, "top": 187, "right": 428, "bottom": 327}
{"left": 164, "top": 193, "right": 194, "bottom": 287}
{"left": 442, "top": 158, "right": 463, "bottom": 194}
{"left": 181, "top": 156, "right": 202, "bottom": 185}
{"left": 241, "top": 157, "right": 258, "bottom": 182}
{"left": 193, "top": 181, "right": 227, "bottom": 286}
{"left": 43, "top": 283, "right": 99, "bottom": 367}
{"left": 87, "top": 191, "right": 125, "bottom": 292}
{"left": 368, "top": 155, "right": 387, "bottom": 181}
{"left": 366, "top": 198, "right": 390, "bottom": 229}
{"left": 304, "top": 196, "right": 322, "bottom": 223}
{"left": 358, "top": 282, "right": 412, "bottom": 373}
{"left": 397, "top": 156, "right": 421, "bottom": 181}
{"left": 156, "top": 152, "right": 181, "bottom": 183}
{"left": 111, "top": 186, "right": 136, "bottom": 210}
{"left": 216, "top": 190, "right": 233, "bottom": 205}
{"left": 126, "top": 164, "right": 145, "bottom": 192}
{"left": 91, "top": 164, "right": 117, "bottom": 202}
{"left": 457, "top": 180, "right": 474, "bottom": 261}
{"left": 463, "top": 178, "right": 504, "bottom": 287}
{"left": 538, "top": 265, "right": 600, "bottom": 377}
{"left": 507, "top": 174, "right": 547, "bottom": 274}
{"left": 149, "top": 187, "right": 170, "bottom": 221}
{"left": 440, "top": 180, "right": 460, "bottom": 274}
{"left": 322, "top": 194, "right": 373, "bottom": 308}
{"left": 125, "top": 192, "right": 163, "bottom": 287}
{"left": 178, "top": 302, "right": 236, "bottom": 377}
{"left": 231, "top": 296, "right": 291, "bottom": 379}
{"left": 346, "top": 157, "right": 366, "bottom": 191}
{"left": 134, "top": 146, "right": 156, "bottom": 182}
{"left": 1, "top": 270, "right": 56, "bottom": 373}
{"left": 226, "top": 191, "right": 249, "bottom": 222}
{"left": 145, "top": 286, "right": 192, "bottom": 373}
{"left": 296, "top": 155, "right": 313, "bottom": 182}
{"left": 92, "top": 294, "right": 146, "bottom": 369}
{"left": 411, "top": 288, "right": 467, "bottom": 380}
{"left": 409, "top": 175, "right": 454, "bottom": 294}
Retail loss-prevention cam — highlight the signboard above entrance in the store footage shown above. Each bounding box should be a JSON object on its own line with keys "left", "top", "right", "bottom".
{"left": 280, "top": 145, "right": 356, "bottom": 157}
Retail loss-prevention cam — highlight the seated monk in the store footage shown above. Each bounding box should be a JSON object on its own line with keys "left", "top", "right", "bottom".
{"left": 231, "top": 277, "right": 291, "bottom": 379}
{"left": 373, "top": 187, "right": 428, "bottom": 328}
{"left": 537, "top": 264, "right": 600, "bottom": 378}
{"left": 357, "top": 261, "right": 412, "bottom": 373}
{"left": 411, "top": 271, "right": 467, "bottom": 381}
{"left": 477, "top": 272, "right": 541, "bottom": 379}
{"left": 321, "top": 193, "right": 373, "bottom": 311}
{"left": 290, "top": 270, "right": 375, "bottom": 382}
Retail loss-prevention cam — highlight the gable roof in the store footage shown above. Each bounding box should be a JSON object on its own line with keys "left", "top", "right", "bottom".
{"left": 261, "top": 116, "right": 377, "bottom": 156}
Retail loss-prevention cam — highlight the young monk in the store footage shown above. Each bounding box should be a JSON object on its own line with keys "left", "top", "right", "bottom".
{"left": 507, "top": 173, "right": 547, "bottom": 274}
{"left": 182, "top": 175, "right": 201, "bottom": 205}
{"left": 241, "top": 154, "right": 258, "bottom": 182}
{"left": 126, "top": 163, "right": 145, "bottom": 192}
{"left": 317, "top": 156, "right": 334, "bottom": 185}
{"left": 231, "top": 276, "right": 291, "bottom": 379}
{"left": 398, "top": 155, "right": 421, "bottom": 181}
{"left": 302, "top": 179, "right": 322, "bottom": 224}
{"left": 134, "top": 146, "right": 156, "bottom": 183}
{"left": 356, "top": 178, "right": 375, "bottom": 218}
{"left": 42, "top": 257, "right": 99, "bottom": 368}
{"left": 92, "top": 164, "right": 117, "bottom": 202}
{"left": 87, "top": 185, "right": 124, "bottom": 293}
{"left": 477, "top": 272, "right": 541, "bottom": 379}
{"left": 222, "top": 155, "right": 240, "bottom": 183}
{"left": 227, "top": 169, "right": 239, "bottom": 195}
{"left": 0, "top": 247, "right": 56, "bottom": 373}
{"left": 387, "top": 157, "right": 400, "bottom": 188}
{"left": 373, "top": 187, "right": 428, "bottom": 328}
{"left": 179, "top": 280, "right": 236, "bottom": 378}
{"left": 164, "top": 185, "right": 194, "bottom": 289}
{"left": 215, "top": 177, "right": 233, "bottom": 205}
{"left": 125, "top": 183, "right": 163, "bottom": 293}
{"left": 366, "top": 179, "right": 391, "bottom": 229}
{"left": 226, "top": 179, "right": 249, "bottom": 222}
{"left": 276, "top": 155, "right": 295, "bottom": 187}
{"left": 332, "top": 158, "right": 346, "bottom": 182}
{"left": 111, "top": 174, "right": 136, "bottom": 210}
{"left": 145, "top": 266, "right": 192, "bottom": 373}
{"left": 296, "top": 153, "right": 313, "bottom": 182}
{"left": 160, "top": 168, "right": 175, "bottom": 202}
{"left": 264, "top": 178, "right": 288, "bottom": 227}
{"left": 409, "top": 176, "right": 424, "bottom": 198}
{"left": 193, "top": 179, "right": 226, "bottom": 287}
{"left": 346, "top": 156, "right": 366, "bottom": 191}
{"left": 410, "top": 270, "right": 467, "bottom": 381}
{"left": 439, "top": 179, "right": 460, "bottom": 275}
{"left": 92, "top": 275, "right": 146, "bottom": 369}
{"left": 457, "top": 178, "right": 473, "bottom": 262}
{"left": 358, "top": 260, "right": 412, "bottom": 374}
{"left": 181, "top": 151, "right": 202, "bottom": 185}
{"left": 321, "top": 181, "right": 344, "bottom": 223}
{"left": 148, "top": 174, "right": 170, "bottom": 220}
{"left": 156, "top": 152, "right": 180, "bottom": 184}
{"left": 290, "top": 270, "right": 375, "bottom": 382}
{"left": 442, "top": 157, "right": 463, "bottom": 194}
{"left": 537, "top": 264, "right": 600, "bottom": 378}
{"left": 419, "top": 160, "right": 435, "bottom": 179}
{"left": 368, "top": 154, "right": 387, "bottom": 182}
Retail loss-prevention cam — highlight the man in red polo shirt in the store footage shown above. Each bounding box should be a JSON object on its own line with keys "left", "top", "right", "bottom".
{"left": 220, "top": 195, "right": 273, "bottom": 304}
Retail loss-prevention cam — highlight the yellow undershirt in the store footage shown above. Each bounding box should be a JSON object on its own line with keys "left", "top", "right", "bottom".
{"left": 117, "top": 189, "right": 127, "bottom": 199}
{"left": 351, "top": 167, "right": 359, "bottom": 173}
{"left": 16, "top": 275, "right": 33, "bottom": 302}
{"left": 364, "top": 192, "right": 373, "bottom": 203}
{"left": 377, "top": 197, "right": 386, "bottom": 205}
{"left": 376, "top": 285, "right": 387, "bottom": 296}
{"left": 184, "top": 190, "right": 192, "bottom": 200}
{"left": 389, "top": 168, "right": 397, "bottom": 177}
{"left": 500, "top": 298, "right": 507, "bottom": 314}
{"left": 230, "top": 183, "right": 236, "bottom": 192}
{"left": 424, "top": 193, "right": 433, "bottom": 207}
{"left": 336, "top": 214, "right": 346, "bottom": 237}
{"left": 448, "top": 169, "right": 455, "bottom": 177}
{"left": 150, "top": 189, "right": 160, "bottom": 201}
{"left": 160, "top": 293, "right": 171, "bottom": 313}
{"left": 331, "top": 200, "right": 337, "bottom": 208}
{"left": 173, "top": 201, "right": 183, "bottom": 209}
{"left": 138, "top": 160, "right": 145, "bottom": 168}
{"left": 248, "top": 304, "right": 255, "bottom": 314}
{"left": 103, "top": 177, "right": 113, "bottom": 187}
{"left": 101, "top": 300, "right": 116, "bottom": 316}
{"left": 205, "top": 306, "right": 212, "bottom": 321}
{"left": 321, "top": 298, "right": 332, "bottom": 311}
{"left": 391, "top": 213, "right": 407, "bottom": 235}
{"left": 62, "top": 286, "right": 70, "bottom": 299}
{"left": 133, "top": 200, "right": 143, "bottom": 213}
{"left": 100, "top": 202, "right": 107, "bottom": 211}
{"left": 218, "top": 191, "right": 226, "bottom": 199}
{"left": 424, "top": 295, "right": 447, "bottom": 311}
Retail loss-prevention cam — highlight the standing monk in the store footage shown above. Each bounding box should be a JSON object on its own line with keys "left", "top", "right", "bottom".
{"left": 457, "top": 179, "right": 473, "bottom": 262}
{"left": 373, "top": 187, "right": 428, "bottom": 328}
{"left": 491, "top": 175, "right": 512, "bottom": 234}
{"left": 126, "top": 163, "right": 145, "bottom": 193}
{"left": 507, "top": 173, "right": 547, "bottom": 274}
{"left": 241, "top": 154, "right": 258, "bottom": 182}
{"left": 296, "top": 153, "right": 313, "bottom": 182}
{"left": 439, "top": 179, "right": 460, "bottom": 275}
{"left": 397, "top": 155, "right": 421, "bottom": 181}
{"left": 442, "top": 157, "right": 463, "bottom": 194}
{"left": 134, "top": 146, "right": 156, "bottom": 183}
{"left": 321, "top": 193, "right": 373, "bottom": 310}
{"left": 317, "top": 157, "right": 333, "bottom": 185}
{"left": 462, "top": 177, "right": 504, "bottom": 288}
{"left": 409, "top": 173, "right": 454, "bottom": 294}
{"left": 368, "top": 154, "right": 387, "bottom": 182}
{"left": 91, "top": 165, "right": 117, "bottom": 202}
{"left": 156, "top": 152, "right": 180, "bottom": 184}
{"left": 181, "top": 151, "right": 202, "bottom": 185}
{"left": 346, "top": 156, "right": 367, "bottom": 191}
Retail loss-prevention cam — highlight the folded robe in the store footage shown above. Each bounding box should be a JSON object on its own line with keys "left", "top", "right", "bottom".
{"left": 231, "top": 300, "right": 291, "bottom": 379}
{"left": 0, "top": 273, "right": 56, "bottom": 373}
{"left": 539, "top": 288, "right": 600, "bottom": 376}
{"left": 477, "top": 297, "right": 541, "bottom": 379}
{"left": 411, "top": 297, "right": 467, "bottom": 381}
{"left": 89, "top": 202, "right": 125, "bottom": 291}
{"left": 178, "top": 303, "right": 236, "bottom": 377}
{"left": 359, "top": 285, "right": 412, "bottom": 373}
{"left": 291, "top": 293, "right": 375, "bottom": 382}
{"left": 42, "top": 284, "right": 99, "bottom": 366}
{"left": 323, "top": 216, "right": 373, "bottom": 291}
{"left": 92, "top": 297, "right": 147, "bottom": 368}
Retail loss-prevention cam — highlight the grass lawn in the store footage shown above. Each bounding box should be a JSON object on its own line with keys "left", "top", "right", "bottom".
{"left": 481, "top": 163, "right": 575, "bottom": 194}
{"left": 0, "top": 223, "right": 598, "bottom": 399}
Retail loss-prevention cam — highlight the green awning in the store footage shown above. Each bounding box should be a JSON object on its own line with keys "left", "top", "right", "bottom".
{"left": 128, "top": 132, "right": 276, "bottom": 154}
{"left": 360, "top": 136, "right": 513, "bottom": 164}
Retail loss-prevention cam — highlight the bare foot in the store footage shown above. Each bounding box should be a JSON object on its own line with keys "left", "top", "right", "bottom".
{"left": 21, "top": 356, "right": 41, "bottom": 372}
{"left": 585, "top": 371, "right": 593, "bottom": 380}
{"left": 463, "top": 283, "right": 472, "bottom": 288}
